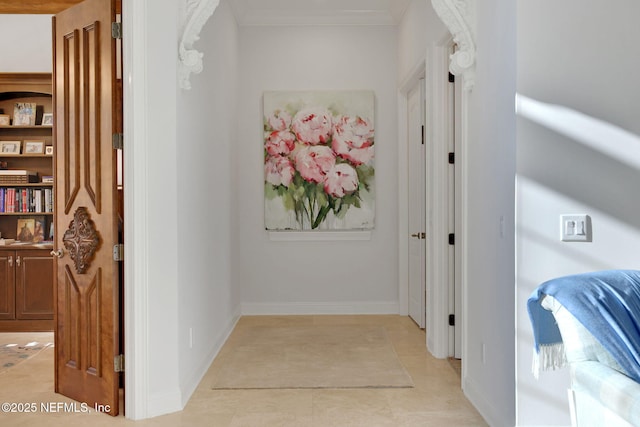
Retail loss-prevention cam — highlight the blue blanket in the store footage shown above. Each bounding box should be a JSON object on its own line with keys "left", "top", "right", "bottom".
{"left": 527, "top": 270, "right": 640, "bottom": 382}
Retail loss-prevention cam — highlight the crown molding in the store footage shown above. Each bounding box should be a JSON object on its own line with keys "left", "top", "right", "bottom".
{"left": 178, "top": 0, "right": 220, "bottom": 90}
{"left": 230, "top": 10, "right": 396, "bottom": 27}
{"left": 228, "top": 0, "right": 410, "bottom": 27}
{"left": 430, "top": 0, "right": 476, "bottom": 91}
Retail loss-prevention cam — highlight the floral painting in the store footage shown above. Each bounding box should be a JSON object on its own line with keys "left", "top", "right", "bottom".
{"left": 264, "top": 91, "right": 375, "bottom": 230}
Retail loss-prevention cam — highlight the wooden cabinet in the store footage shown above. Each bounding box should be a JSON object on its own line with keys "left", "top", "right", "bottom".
{"left": 0, "top": 249, "right": 53, "bottom": 330}
{"left": 0, "top": 73, "right": 54, "bottom": 331}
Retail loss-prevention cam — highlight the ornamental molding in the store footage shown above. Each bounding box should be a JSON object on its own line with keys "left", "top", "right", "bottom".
{"left": 178, "top": 0, "right": 221, "bottom": 90}
{"left": 431, "top": 0, "right": 476, "bottom": 91}
{"left": 63, "top": 207, "right": 101, "bottom": 274}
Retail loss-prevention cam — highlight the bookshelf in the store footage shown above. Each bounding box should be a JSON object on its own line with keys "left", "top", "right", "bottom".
{"left": 0, "top": 73, "right": 54, "bottom": 331}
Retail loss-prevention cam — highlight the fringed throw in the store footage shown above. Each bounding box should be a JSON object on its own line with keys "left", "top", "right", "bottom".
{"left": 527, "top": 270, "right": 640, "bottom": 383}
{"left": 531, "top": 343, "right": 567, "bottom": 379}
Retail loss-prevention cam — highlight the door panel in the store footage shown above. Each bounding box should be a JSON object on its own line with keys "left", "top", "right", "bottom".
{"left": 408, "top": 80, "right": 426, "bottom": 328}
{"left": 15, "top": 251, "right": 54, "bottom": 319}
{"left": 0, "top": 251, "right": 15, "bottom": 319}
{"left": 53, "top": 0, "right": 120, "bottom": 416}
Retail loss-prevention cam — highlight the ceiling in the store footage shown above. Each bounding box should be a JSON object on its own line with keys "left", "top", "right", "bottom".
{"left": 228, "top": 0, "right": 412, "bottom": 26}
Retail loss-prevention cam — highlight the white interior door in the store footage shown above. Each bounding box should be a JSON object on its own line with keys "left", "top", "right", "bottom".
{"left": 453, "top": 70, "right": 463, "bottom": 359}
{"left": 408, "top": 79, "right": 426, "bottom": 328}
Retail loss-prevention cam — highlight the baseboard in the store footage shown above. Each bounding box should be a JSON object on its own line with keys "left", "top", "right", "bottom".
{"left": 147, "top": 390, "right": 183, "bottom": 419}
{"left": 180, "top": 304, "right": 242, "bottom": 407}
{"left": 463, "top": 375, "right": 502, "bottom": 427}
{"left": 241, "top": 301, "right": 399, "bottom": 315}
{"left": 146, "top": 304, "right": 241, "bottom": 418}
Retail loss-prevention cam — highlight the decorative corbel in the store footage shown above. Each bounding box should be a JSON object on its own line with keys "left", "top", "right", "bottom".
{"left": 178, "top": 0, "right": 221, "bottom": 90}
{"left": 430, "top": 0, "right": 477, "bottom": 91}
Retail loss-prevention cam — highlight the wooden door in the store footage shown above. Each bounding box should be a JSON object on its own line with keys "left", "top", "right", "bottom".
{"left": 52, "top": 0, "right": 121, "bottom": 416}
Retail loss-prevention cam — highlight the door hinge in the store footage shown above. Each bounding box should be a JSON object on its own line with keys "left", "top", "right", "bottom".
{"left": 112, "top": 133, "right": 123, "bottom": 150}
{"left": 421, "top": 125, "right": 425, "bottom": 145}
{"left": 449, "top": 314, "right": 455, "bottom": 326}
{"left": 448, "top": 72, "right": 455, "bottom": 83}
{"left": 111, "top": 22, "right": 122, "bottom": 40}
{"left": 114, "top": 354, "right": 124, "bottom": 373}
{"left": 113, "top": 244, "right": 124, "bottom": 262}
{"left": 448, "top": 152, "right": 455, "bottom": 164}
{"left": 448, "top": 233, "right": 455, "bottom": 245}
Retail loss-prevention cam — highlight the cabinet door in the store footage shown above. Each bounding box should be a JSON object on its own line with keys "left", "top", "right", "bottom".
{"left": 15, "top": 250, "right": 54, "bottom": 320}
{"left": 0, "top": 250, "right": 15, "bottom": 320}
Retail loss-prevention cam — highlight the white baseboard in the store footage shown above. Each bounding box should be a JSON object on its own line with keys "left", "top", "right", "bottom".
{"left": 463, "top": 375, "right": 502, "bottom": 427}
{"left": 147, "top": 304, "right": 242, "bottom": 419}
{"left": 241, "top": 301, "right": 400, "bottom": 315}
{"left": 179, "top": 304, "right": 242, "bottom": 407}
{"left": 147, "top": 390, "right": 183, "bottom": 419}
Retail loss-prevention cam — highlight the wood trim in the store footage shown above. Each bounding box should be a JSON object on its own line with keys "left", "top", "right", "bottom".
{"left": 0, "top": 1, "right": 83, "bottom": 14}
{"left": 0, "top": 73, "right": 53, "bottom": 95}
{"left": 0, "top": 1, "right": 120, "bottom": 14}
{"left": 0, "top": 319, "right": 53, "bottom": 331}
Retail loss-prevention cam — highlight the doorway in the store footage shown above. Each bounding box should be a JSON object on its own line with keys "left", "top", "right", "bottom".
{"left": 399, "top": 52, "right": 459, "bottom": 357}
{"left": 396, "top": 38, "right": 460, "bottom": 361}
{"left": 407, "top": 78, "right": 426, "bottom": 328}
{"left": 0, "top": 0, "right": 125, "bottom": 416}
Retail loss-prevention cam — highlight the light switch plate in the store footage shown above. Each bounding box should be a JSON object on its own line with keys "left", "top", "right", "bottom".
{"left": 560, "top": 214, "right": 592, "bottom": 242}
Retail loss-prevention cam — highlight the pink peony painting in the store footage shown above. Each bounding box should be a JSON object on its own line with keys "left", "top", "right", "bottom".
{"left": 264, "top": 91, "right": 375, "bottom": 230}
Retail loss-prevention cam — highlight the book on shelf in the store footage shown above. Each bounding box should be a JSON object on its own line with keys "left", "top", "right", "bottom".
{"left": 34, "top": 188, "right": 42, "bottom": 212}
{"left": 41, "top": 176, "right": 54, "bottom": 183}
{"left": 0, "top": 170, "right": 38, "bottom": 184}
{"left": 0, "top": 170, "right": 37, "bottom": 176}
{"left": 0, "top": 187, "right": 53, "bottom": 213}
{"left": 21, "top": 188, "right": 27, "bottom": 212}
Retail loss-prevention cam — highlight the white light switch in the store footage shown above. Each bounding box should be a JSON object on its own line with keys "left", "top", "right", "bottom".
{"left": 561, "top": 215, "right": 591, "bottom": 242}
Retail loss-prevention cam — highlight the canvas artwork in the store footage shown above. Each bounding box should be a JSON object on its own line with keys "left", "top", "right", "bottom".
{"left": 264, "top": 91, "right": 375, "bottom": 230}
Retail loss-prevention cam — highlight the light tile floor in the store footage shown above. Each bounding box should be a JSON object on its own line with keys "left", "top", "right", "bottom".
{"left": 0, "top": 316, "right": 487, "bottom": 426}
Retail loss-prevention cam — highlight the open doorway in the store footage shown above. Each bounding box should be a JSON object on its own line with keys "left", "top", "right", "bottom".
{"left": 0, "top": 0, "right": 125, "bottom": 416}
{"left": 399, "top": 47, "right": 461, "bottom": 358}
{"left": 403, "top": 37, "right": 460, "bottom": 362}
{"left": 407, "top": 77, "right": 427, "bottom": 329}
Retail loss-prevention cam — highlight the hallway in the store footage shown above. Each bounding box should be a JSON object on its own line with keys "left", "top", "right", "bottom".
{"left": 0, "top": 316, "right": 485, "bottom": 426}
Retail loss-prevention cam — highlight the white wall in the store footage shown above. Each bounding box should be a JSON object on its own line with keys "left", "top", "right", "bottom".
{"left": 397, "top": 0, "right": 447, "bottom": 84}
{"left": 176, "top": 0, "right": 241, "bottom": 408}
{"left": 143, "top": 0, "right": 181, "bottom": 416}
{"left": 516, "top": 1, "right": 640, "bottom": 425}
{"left": 462, "top": 1, "right": 517, "bottom": 426}
{"left": 0, "top": 15, "right": 52, "bottom": 72}
{"left": 236, "top": 25, "right": 399, "bottom": 314}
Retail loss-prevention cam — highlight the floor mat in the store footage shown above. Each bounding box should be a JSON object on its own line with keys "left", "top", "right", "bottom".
{"left": 211, "top": 324, "right": 414, "bottom": 389}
